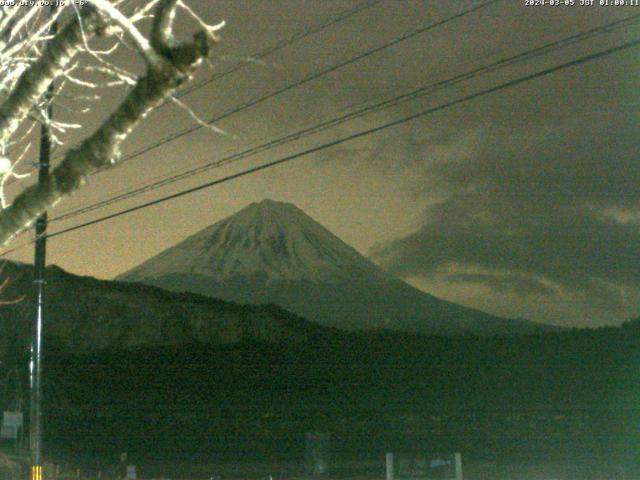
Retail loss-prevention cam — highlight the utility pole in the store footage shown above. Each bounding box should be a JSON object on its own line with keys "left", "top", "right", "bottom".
{"left": 30, "top": 6, "right": 56, "bottom": 480}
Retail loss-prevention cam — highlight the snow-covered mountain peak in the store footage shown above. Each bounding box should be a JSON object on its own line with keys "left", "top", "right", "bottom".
{"left": 118, "top": 199, "right": 550, "bottom": 335}
{"left": 120, "top": 199, "right": 382, "bottom": 284}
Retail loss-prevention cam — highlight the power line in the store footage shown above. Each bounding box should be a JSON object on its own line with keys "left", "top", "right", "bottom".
{"left": 50, "top": 12, "right": 640, "bottom": 223}
{"left": 40, "top": 35, "right": 640, "bottom": 243}
{"left": 88, "top": 0, "right": 503, "bottom": 174}
{"left": 52, "top": 95, "right": 389, "bottom": 220}
{"left": 6, "top": 0, "right": 379, "bottom": 176}
{"left": 176, "top": 0, "right": 380, "bottom": 99}
{"left": 49, "top": 0, "right": 508, "bottom": 221}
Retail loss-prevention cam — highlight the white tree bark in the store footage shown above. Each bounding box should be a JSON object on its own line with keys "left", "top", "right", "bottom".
{"left": 0, "top": 0, "right": 219, "bottom": 245}
{"left": 0, "top": 6, "right": 104, "bottom": 147}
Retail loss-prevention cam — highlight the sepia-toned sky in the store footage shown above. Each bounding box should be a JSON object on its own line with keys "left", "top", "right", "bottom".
{"left": 4, "top": 0, "right": 640, "bottom": 328}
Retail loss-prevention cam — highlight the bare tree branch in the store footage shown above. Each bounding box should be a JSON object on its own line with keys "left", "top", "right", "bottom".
{"left": 0, "top": 261, "right": 24, "bottom": 304}
{"left": 0, "top": 6, "right": 105, "bottom": 146}
{"left": 0, "top": 0, "right": 218, "bottom": 245}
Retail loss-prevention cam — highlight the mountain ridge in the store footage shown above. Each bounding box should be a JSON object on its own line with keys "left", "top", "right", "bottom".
{"left": 0, "top": 261, "right": 343, "bottom": 359}
{"left": 121, "top": 199, "right": 384, "bottom": 283}
{"left": 118, "top": 199, "right": 552, "bottom": 335}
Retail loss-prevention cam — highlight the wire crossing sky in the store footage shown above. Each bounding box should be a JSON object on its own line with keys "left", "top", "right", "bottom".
{"left": 49, "top": 11, "right": 640, "bottom": 224}
{"left": 40, "top": 35, "right": 640, "bottom": 240}
{"left": 90, "top": 0, "right": 503, "bottom": 175}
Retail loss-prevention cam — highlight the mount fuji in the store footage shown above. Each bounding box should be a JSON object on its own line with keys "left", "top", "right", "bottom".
{"left": 118, "top": 199, "right": 548, "bottom": 335}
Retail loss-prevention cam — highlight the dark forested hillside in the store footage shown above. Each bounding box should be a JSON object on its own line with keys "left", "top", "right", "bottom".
{"left": 1, "top": 261, "right": 637, "bottom": 470}
{"left": 29, "top": 321, "right": 640, "bottom": 468}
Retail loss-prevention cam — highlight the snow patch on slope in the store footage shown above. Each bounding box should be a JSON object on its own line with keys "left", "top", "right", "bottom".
{"left": 121, "top": 199, "right": 383, "bottom": 284}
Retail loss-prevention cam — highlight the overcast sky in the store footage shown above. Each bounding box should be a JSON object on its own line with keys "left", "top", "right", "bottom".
{"left": 3, "top": 0, "right": 640, "bottom": 328}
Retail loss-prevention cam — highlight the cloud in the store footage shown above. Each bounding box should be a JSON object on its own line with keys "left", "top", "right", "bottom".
{"left": 371, "top": 46, "right": 640, "bottom": 326}
{"left": 444, "top": 273, "right": 557, "bottom": 297}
